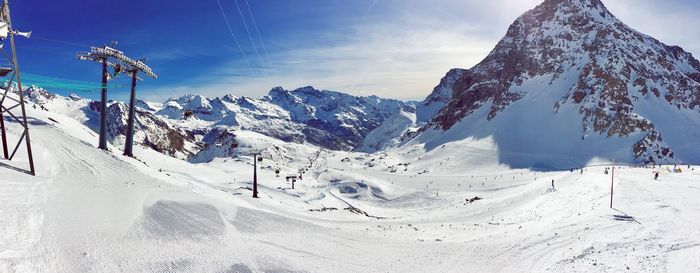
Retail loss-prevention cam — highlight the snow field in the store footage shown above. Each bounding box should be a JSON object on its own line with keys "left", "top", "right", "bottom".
{"left": 0, "top": 102, "right": 699, "bottom": 272}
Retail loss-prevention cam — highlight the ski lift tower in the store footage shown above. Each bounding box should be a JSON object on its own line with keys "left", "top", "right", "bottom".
{"left": 0, "top": 0, "right": 35, "bottom": 175}
{"left": 107, "top": 51, "right": 157, "bottom": 157}
{"left": 77, "top": 42, "right": 117, "bottom": 151}
{"left": 77, "top": 43, "right": 157, "bottom": 155}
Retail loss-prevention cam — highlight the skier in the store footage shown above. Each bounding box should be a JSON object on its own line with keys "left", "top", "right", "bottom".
{"left": 654, "top": 172, "right": 659, "bottom": 180}
{"left": 551, "top": 179, "right": 554, "bottom": 189}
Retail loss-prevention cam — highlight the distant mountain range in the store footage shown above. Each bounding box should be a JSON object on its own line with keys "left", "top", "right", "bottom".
{"left": 23, "top": 85, "right": 411, "bottom": 162}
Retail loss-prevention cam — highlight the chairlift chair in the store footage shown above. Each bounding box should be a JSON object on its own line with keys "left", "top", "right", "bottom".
{"left": 0, "top": 67, "right": 11, "bottom": 77}
{"left": 0, "top": 61, "right": 12, "bottom": 77}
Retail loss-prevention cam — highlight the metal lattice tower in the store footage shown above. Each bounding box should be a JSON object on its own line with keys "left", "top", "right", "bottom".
{"left": 77, "top": 43, "right": 156, "bottom": 156}
{"left": 0, "top": 0, "right": 35, "bottom": 175}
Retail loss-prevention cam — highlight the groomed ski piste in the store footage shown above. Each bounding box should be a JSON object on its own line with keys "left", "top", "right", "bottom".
{"left": 1, "top": 98, "right": 699, "bottom": 273}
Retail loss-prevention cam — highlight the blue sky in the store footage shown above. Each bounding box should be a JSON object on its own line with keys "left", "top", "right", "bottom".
{"left": 9, "top": 0, "right": 700, "bottom": 102}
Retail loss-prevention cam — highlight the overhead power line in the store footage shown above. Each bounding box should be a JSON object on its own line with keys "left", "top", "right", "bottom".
{"left": 243, "top": 0, "right": 273, "bottom": 67}
{"left": 31, "top": 36, "right": 91, "bottom": 48}
{"left": 215, "top": 0, "right": 254, "bottom": 74}
{"left": 233, "top": 0, "right": 264, "bottom": 69}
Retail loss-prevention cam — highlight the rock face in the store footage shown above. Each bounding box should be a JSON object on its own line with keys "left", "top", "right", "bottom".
{"left": 424, "top": 0, "right": 700, "bottom": 164}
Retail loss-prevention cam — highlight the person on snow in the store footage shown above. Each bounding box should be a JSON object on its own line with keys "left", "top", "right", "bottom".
{"left": 654, "top": 172, "right": 659, "bottom": 180}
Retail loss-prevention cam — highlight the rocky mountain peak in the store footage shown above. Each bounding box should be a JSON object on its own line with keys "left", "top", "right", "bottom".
{"left": 420, "top": 0, "right": 700, "bottom": 164}
{"left": 292, "top": 86, "right": 322, "bottom": 96}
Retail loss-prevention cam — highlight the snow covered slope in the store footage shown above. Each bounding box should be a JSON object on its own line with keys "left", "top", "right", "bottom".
{"left": 408, "top": 0, "right": 700, "bottom": 167}
{"left": 2, "top": 89, "right": 700, "bottom": 272}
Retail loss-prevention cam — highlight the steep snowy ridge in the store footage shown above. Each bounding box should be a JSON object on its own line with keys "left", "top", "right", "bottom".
{"left": 414, "top": 0, "right": 700, "bottom": 166}
{"left": 356, "top": 106, "right": 417, "bottom": 153}
{"left": 415, "top": 68, "right": 466, "bottom": 123}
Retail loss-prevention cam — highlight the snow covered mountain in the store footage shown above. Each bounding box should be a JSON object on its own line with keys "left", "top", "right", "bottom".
{"left": 21, "top": 85, "right": 410, "bottom": 161}
{"left": 404, "top": 0, "right": 700, "bottom": 167}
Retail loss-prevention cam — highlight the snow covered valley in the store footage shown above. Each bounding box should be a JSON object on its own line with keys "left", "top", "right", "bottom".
{"left": 1, "top": 104, "right": 699, "bottom": 273}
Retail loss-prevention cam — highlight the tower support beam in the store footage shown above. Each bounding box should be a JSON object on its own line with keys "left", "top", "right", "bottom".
{"left": 77, "top": 42, "right": 156, "bottom": 156}
{"left": 0, "top": 0, "right": 35, "bottom": 175}
{"left": 99, "top": 58, "right": 108, "bottom": 150}
{"left": 123, "top": 70, "right": 137, "bottom": 157}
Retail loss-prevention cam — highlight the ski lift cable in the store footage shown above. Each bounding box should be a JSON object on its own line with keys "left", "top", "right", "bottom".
{"left": 21, "top": 72, "right": 128, "bottom": 92}
{"left": 215, "top": 0, "right": 255, "bottom": 74}
{"left": 169, "top": 88, "right": 183, "bottom": 99}
{"left": 233, "top": 0, "right": 265, "bottom": 71}
{"left": 243, "top": 0, "right": 272, "bottom": 67}
{"left": 20, "top": 46, "right": 76, "bottom": 57}
{"left": 31, "top": 36, "right": 92, "bottom": 48}
{"left": 147, "top": 88, "right": 168, "bottom": 102}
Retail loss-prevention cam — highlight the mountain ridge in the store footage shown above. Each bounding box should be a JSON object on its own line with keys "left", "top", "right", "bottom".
{"left": 412, "top": 0, "right": 700, "bottom": 165}
{"left": 20, "top": 84, "right": 412, "bottom": 161}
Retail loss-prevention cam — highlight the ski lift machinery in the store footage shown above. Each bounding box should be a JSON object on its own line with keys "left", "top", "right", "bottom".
{"left": 77, "top": 42, "right": 157, "bottom": 156}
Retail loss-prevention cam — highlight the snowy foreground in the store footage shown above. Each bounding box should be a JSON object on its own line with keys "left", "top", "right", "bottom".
{"left": 1, "top": 107, "right": 699, "bottom": 273}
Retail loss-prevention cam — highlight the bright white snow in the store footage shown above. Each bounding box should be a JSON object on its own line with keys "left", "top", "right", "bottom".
{"left": 1, "top": 97, "right": 699, "bottom": 273}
